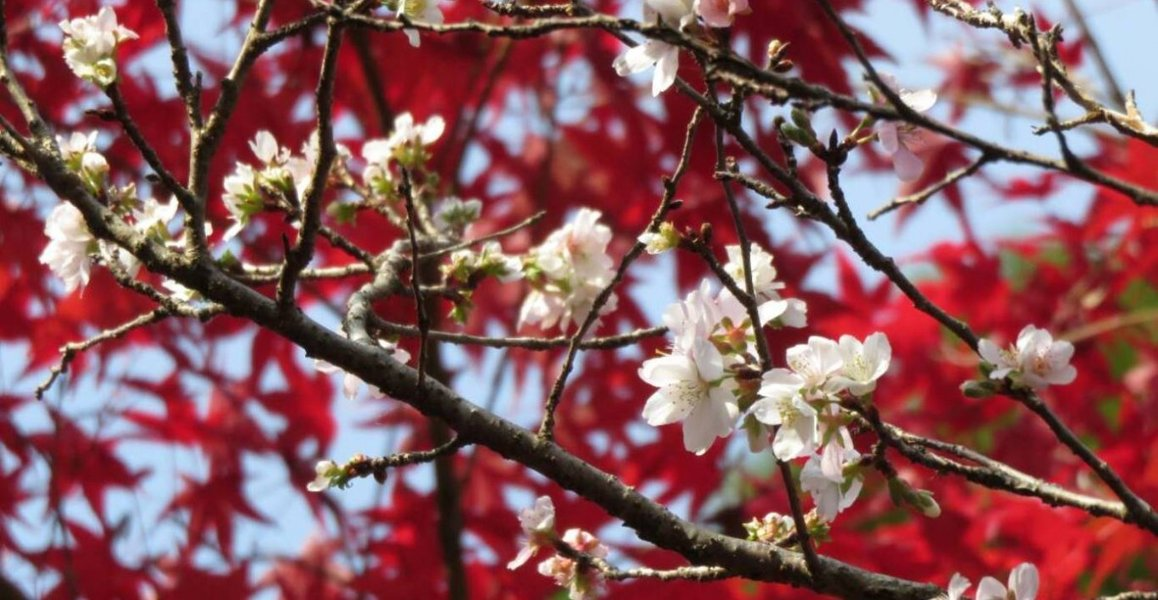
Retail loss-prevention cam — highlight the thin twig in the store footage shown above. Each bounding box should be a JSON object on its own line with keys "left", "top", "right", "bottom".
{"left": 276, "top": 16, "right": 344, "bottom": 310}
{"left": 867, "top": 153, "right": 993, "bottom": 220}
{"left": 155, "top": 0, "right": 203, "bottom": 128}
{"left": 399, "top": 169, "right": 430, "bottom": 394}
{"left": 536, "top": 107, "right": 705, "bottom": 440}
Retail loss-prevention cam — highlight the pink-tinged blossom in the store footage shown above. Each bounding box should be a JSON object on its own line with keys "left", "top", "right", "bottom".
{"left": 507, "top": 496, "right": 556, "bottom": 570}
{"left": 639, "top": 338, "right": 738, "bottom": 455}
{"left": 537, "top": 528, "right": 608, "bottom": 600}
{"left": 694, "top": 0, "right": 750, "bottom": 28}
{"left": 976, "top": 563, "right": 1039, "bottom": 600}
{"left": 40, "top": 203, "right": 95, "bottom": 293}
{"left": 876, "top": 74, "right": 937, "bottom": 181}
{"left": 978, "top": 325, "right": 1076, "bottom": 389}
{"left": 519, "top": 208, "right": 617, "bottom": 332}
{"left": 800, "top": 442, "right": 863, "bottom": 522}
{"left": 59, "top": 7, "right": 137, "bottom": 86}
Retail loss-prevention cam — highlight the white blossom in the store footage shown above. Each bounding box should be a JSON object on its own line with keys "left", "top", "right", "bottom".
{"left": 306, "top": 460, "right": 338, "bottom": 492}
{"left": 800, "top": 442, "right": 863, "bottom": 522}
{"left": 399, "top": 0, "right": 444, "bottom": 47}
{"left": 876, "top": 74, "right": 937, "bottom": 181}
{"left": 724, "top": 244, "right": 783, "bottom": 299}
{"left": 133, "top": 197, "right": 180, "bottom": 236}
{"left": 507, "top": 496, "right": 556, "bottom": 570}
{"left": 639, "top": 338, "right": 737, "bottom": 455}
{"left": 976, "top": 563, "right": 1039, "bottom": 600}
{"left": 612, "top": 0, "right": 694, "bottom": 96}
{"left": 722, "top": 244, "right": 807, "bottom": 328}
{"left": 978, "top": 325, "right": 1076, "bottom": 390}
{"left": 386, "top": 112, "right": 446, "bottom": 152}
{"left": 39, "top": 203, "right": 95, "bottom": 293}
{"left": 638, "top": 222, "right": 679, "bottom": 255}
{"left": 614, "top": 40, "right": 681, "bottom": 97}
{"left": 829, "top": 332, "right": 892, "bottom": 396}
{"left": 661, "top": 280, "right": 721, "bottom": 350}
{"left": 59, "top": 7, "right": 137, "bottom": 87}
{"left": 946, "top": 573, "right": 971, "bottom": 600}
{"left": 749, "top": 369, "right": 817, "bottom": 460}
{"left": 221, "top": 163, "right": 262, "bottom": 240}
{"left": 785, "top": 336, "right": 844, "bottom": 395}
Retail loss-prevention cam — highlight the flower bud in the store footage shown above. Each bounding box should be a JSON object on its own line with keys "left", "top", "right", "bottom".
{"left": 960, "top": 379, "right": 997, "bottom": 399}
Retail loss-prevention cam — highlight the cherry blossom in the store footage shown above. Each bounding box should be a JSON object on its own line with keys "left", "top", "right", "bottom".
{"left": 39, "top": 203, "right": 95, "bottom": 293}
{"left": 57, "top": 131, "right": 109, "bottom": 192}
{"left": 978, "top": 325, "right": 1076, "bottom": 389}
{"left": 785, "top": 336, "right": 844, "bottom": 395}
{"left": 384, "top": 112, "right": 446, "bottom": 157}
{"left": 829, "top": 332, "right": 892, "bottom": 396}
{"left": 306, "top": 460, "right": 339, "bottom": 492}
{"left": 398, "top": 0, "right": 445, "bottom": 47}
{"left": 976, "top": 563, "right": 1039, "bottom": 600}
{"left": 612, "top": 0, "right": 694, "bottom": 96}
{"left": 946, "top": 573, "right": 971, "bottom": 600}
{"left": 749, "top": 370, "right": 817, "bottom": 460}
{"left": 800, "top": 442, "right": 863, "bottom": 522}
{"left": 537, "top": 528, "right": 608, "bottom": 600}
{"left": 363, "top": 112, "right": 445, "bottom": 185}
{"left": 639, "top": 222, "right": 679, "bottom": 255}
{"left": 722, "top": 243, "right": 808, "bottom": 328}
{"left": 221, "top": 163, "right": 262, "bottom": 239}
{"left": 59, "top": 7, "right": 137, "bottom": 86}
{"left": 507, "top": 496, "right": 557, "bottom": 570}
{"left": 694, "top": 0, "right": 750, "bottom": 28}
{"left": 639, "top": 338, "right": 738, "bottom": 455}
{"left": 876, "top": 74, "right": 937, "bottom": 181}
{"left": 519, "top": 208, "right": 617, "bottom": 332}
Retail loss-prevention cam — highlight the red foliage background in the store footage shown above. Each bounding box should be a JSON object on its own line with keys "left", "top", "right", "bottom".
{"left": 0, "top": 0, "right": 1154, "bottom": 598}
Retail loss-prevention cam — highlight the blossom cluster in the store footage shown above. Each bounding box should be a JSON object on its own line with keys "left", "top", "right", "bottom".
{"left": 637, "top": 242, "right": 900, "bottom": 521}
{"left": 507, "top": 496, "right": 608, "bottom": 600}
{"left": 59, "top": 7, "right": 137, "bottom": 87}
{"left": 222, "top": 129, "right": 352, "bottom": 241}
{"left": 40, "top": 132, "right": 178, "bottom": 294}
{"left": 519, "top": 209, "right": 618, "bottom": 332}
{"left": 977, "top": 324, "right": 1077, "bottom": 390}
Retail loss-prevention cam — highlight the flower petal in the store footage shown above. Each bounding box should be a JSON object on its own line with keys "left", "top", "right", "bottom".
{"left": 892, "top": 144, "right": 924, "bottom": 181}
{"left": 900, "top": 88, "right": 937, "bottom": 112}
{"left": 651, "top": 44, "right": 679, "bottom": 96}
